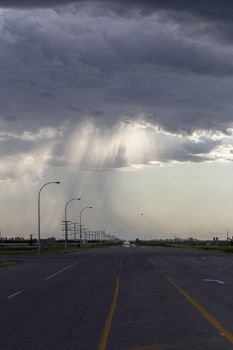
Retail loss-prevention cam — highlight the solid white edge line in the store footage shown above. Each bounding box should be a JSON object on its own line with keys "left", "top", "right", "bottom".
{"left": 45, "top": 259, "right": 85, "bottom": 281}
{"left": 7, "top": 291, "right": 22, "bottom": 299}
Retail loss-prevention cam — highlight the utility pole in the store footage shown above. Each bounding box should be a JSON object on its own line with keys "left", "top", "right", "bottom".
{"left": 73, "top": 222, "right": 78, "bottom": 242}
{"left": 64, "top": 198, "right": 81, "bottom": 250}
{"left": 79, "top": 206, "right": 92, "bottom": 247}
{"left": 61, "top": 220, "right": 71, "bottom": 246}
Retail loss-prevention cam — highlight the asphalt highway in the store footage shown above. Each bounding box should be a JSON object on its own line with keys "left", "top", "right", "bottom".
{"left": 0, "top": 246, "right": 233, "bottom": 349}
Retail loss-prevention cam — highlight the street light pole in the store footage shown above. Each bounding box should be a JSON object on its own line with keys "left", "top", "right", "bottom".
{"left": 79, "top": 206, "right": 92, "bottom": 247}
{"left": 64, "top": 197, "right": 81, "bottom": 250}
{"left": 38, "top": 181, "right": 60, "bottom": 255}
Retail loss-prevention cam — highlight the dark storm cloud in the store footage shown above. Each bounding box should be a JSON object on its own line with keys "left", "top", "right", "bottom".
{"left": 1, "top": 115, "right": 18, "bottom": 123}
{"left": 183, "top": 138, "right": 221, "bottom": 155}
{"left": 0, "top": 139, "right": 36, "bottom": 156}
{"left": 160, "top": 150, "right": 209, "bottom": 164}
{"left": 155, "top": 134, "right": 221, "bottom": 163}
{"left": 1, "top": 0, "right": 233, "bottom": 34}
{"left": 3, "top": 1, "right": 233, "bottom": 45}
{"left": 0, "top": 0, "right": 75, "bottom": 7}
{"left": 41, "top": 92, "right": 55, "bottom": 100}
{"left": 0, "top": 0, "right": 231, "bottom": 17}
{"left": 1, "top": 0, "right": 233, "bottom": 40}
{"left": 90, "top": 110, "right": 105, "bottom": 117}
{"left": 67, "top": 105, "right": 82, "bottom": 113}
{"left": 1, "top": 3, "right": 232, "bottom": 134}
{"left": 0, "top": 0, "right": 232, "bottom": 171}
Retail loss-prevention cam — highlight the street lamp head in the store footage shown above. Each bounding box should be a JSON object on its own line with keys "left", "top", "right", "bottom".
{"left": 77, "top": 197, "right": 81, "bottom": 200}
{"left": 55, "top": 181, "right": 60, "bottom": 184}
{"left": 89, "top": 206, "right": 93, "bottom": 209}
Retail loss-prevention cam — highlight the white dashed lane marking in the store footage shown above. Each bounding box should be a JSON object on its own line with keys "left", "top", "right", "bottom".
{"left": 45, "top": 259, "right": 85, "bottom": 281}
{"left": 7, "top": 291, "right": 22, "bottom": 299}
{"left": 203, "top": 279, "right": 226, "bottom": 285}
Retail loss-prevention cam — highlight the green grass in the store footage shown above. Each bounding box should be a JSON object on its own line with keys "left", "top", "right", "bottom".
{"left": 0, "top": 245, "right": 77, "bottom": 255}
{"left": 0, "top": 246, "right": 38, "bottom": 255}
{"left": 0, "top": 242, "right": 119, "bottom": 255}
{"left": 138, "top": 242, "right": 233, "bottom": 254}
{"left": 0, "top": 261, "right": 19, "bottom": 268}
{"left": 169, "top": 243, "right": 233, "bottom": 253}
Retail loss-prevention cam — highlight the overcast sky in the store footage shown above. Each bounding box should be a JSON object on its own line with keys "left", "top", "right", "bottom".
{"left": 1, "top": 0, "right": 233, "bottom": 240}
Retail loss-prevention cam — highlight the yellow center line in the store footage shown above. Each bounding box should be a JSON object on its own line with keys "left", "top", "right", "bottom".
{"left": 98, "top": 274, "right": 120, "bottom": 350}
{"left": 165, "top": 275, "right": 233, "bottom": 345}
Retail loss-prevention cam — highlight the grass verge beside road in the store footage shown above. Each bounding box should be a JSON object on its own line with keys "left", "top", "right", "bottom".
{"left": 145, "top": 242, "right": 233, "bottom": 253}
{"left": 138, "top": 241, "right": 233, "bottom": 253}
{"left": 0, "top": 261, "right": 19, "bottom": 268}
{"left": 0, "top": 242, "right": 120, "bottom": 256}
{"left": 170, "top": 243, "right": 233, "bottom": 253}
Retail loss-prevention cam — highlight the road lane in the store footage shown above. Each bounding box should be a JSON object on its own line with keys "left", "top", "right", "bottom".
{"left": 0, "top": 246, "right": 233, "bottom": 349}
{"left": 0, "top": 257, "right": 81, "bottom": 298}
{"left": 150, "top": 248, "right": 233, "bottom": 337}
{"left": 0, "top": 250, "right": 121, "bottom": 349}
{"left": 104, "top": 247, "right": 233, "bottom": 349}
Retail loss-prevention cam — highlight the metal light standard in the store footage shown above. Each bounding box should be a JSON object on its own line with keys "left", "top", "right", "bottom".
{"left": 79, "top": 206, "right": 92, "bottom": 246}
{"left": 64, "top": 197, "right": 81, "bottom": 250}
{"left": 38, "top": 181, "right": 60, "bottom": 255}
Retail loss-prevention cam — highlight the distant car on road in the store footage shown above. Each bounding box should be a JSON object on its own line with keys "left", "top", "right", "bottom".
{"left": 122, "top": 241, "right": 130, "bottom": 247}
